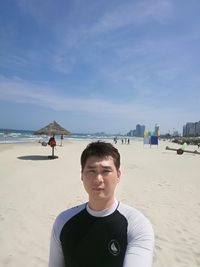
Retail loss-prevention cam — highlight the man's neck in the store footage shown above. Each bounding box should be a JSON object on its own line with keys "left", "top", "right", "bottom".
{"left": 88, "top": 197, "right": 115, "bottom": 212}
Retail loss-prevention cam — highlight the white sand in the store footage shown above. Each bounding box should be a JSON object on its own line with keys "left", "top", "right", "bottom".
{"left": 0, "top": 139, "right": 200, "bottom": 267}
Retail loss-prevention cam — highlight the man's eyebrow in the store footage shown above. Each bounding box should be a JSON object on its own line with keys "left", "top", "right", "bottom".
{"left": 85, "top": 165, "right": 96, "bottom": 169}
{"left": 85, "top": 165, "right": 112, "bottom": 169}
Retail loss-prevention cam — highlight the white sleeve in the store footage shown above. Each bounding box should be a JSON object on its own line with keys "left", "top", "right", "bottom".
{"left": 48, "top": 204, "right": 86, "bottom": 267}
{"left": 48, "top": 221, "right": 65, "bottom": 267}
{"left": 123, "top": 212, "right": 154, "bottom": 267}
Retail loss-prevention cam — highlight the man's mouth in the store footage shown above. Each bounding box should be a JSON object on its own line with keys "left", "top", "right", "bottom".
{"left": 92, "top": 187, "right": 104, "bottom": 191}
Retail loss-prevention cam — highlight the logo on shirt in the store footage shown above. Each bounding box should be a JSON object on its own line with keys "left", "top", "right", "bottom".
{"left": 108, "top": 239, "right": 120, "bottom": 256}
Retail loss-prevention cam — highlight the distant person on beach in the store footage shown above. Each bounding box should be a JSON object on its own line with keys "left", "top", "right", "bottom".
{"left": 113, "top": 137, "right": 117, "bottom": 144}
{"left": 60, "top": 134, "right": 64, "bottom": 146}
{"left": 49, "top": 141, "right": 154, "bottom": 267}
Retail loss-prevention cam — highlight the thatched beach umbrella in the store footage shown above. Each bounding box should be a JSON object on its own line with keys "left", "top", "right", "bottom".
{"left": 34, "top": 121, "right": 71, "bottom": 159}
{"left": 34, "top": 120, "right": 71, "bottom": 136}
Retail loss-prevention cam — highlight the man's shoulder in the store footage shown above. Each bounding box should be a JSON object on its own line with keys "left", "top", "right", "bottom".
{"left": 118, "top": 202, "right": 154, "bottom": 241}
{"left": 118, "top": 202, "right": 153, "bottom": 229}
{"left": 118, "top": 202, "right": 142, "bottom": 217}
{"left": 53, "top": 203, "right": 86, "bottom": 235}
{"left": 57, "top": 203, "right": 86, "bottom": 222}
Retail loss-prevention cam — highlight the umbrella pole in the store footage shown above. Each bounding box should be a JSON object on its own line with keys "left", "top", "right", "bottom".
{"left": 48, "top": 146, "right": 57, "bottom": 159}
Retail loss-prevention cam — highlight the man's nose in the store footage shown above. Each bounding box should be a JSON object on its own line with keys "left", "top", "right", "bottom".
{"left": 94, "top": 173, "right": 103, "bottom": 183}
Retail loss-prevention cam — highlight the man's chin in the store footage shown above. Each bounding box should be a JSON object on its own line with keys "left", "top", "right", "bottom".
{"left": 91, "top": 191, "right": 106, "bottom": 199}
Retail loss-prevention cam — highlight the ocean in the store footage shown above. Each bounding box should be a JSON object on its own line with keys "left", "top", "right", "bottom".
{"left": 0, "top": 128, "right": 126, "bottom": 144}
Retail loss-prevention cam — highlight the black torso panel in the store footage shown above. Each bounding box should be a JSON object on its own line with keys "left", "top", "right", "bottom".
{"left": 60, "top": 208, "right": 128, "bottom": 267}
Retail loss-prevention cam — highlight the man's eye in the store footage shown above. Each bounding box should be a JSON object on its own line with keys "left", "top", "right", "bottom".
{"left": 103, "top": 170, "right": 111, "bottom": 173}
{"left": 88, "top": 170, "right": 95, "bottom": 173}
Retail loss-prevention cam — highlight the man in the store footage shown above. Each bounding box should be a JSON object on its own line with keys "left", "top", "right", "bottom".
{"left": 49, "top": 141, "right": 154, "bottom": 267}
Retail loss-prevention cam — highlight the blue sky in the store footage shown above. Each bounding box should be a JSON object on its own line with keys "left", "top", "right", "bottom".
{"left": 0, "top": 0, "right": 200, "bottom": 134}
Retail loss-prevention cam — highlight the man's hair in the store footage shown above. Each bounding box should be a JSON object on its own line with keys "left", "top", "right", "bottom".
{"left": 81, "top": 141, "right": 120, "bottom": 171}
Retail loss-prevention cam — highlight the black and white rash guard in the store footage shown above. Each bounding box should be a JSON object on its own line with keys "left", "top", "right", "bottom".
{"left": 49, "top": 200, "right": 154, "bottom": 267}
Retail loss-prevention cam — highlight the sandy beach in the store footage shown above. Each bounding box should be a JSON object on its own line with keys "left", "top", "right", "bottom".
{"left": 0, "top": 139, "right": 200, "bottom": 267}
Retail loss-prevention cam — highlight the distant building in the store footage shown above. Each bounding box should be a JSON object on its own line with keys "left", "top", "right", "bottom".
{"left": 195, "top": 121, "right": 200, "bottom": 135}
{"left": 127, "top": 130, "right": 135, "bottom": 136}
{"left": 173, "top": 131, "right": 179, "bottom": 137}
{"left": 135, "top": 124, "right": 145, "bottom": 137}
{"left": 183, "top": 125, "right": 186, "bottom": 136}
{"left": 127, "top": 124, "right": 145, "bottom": 137}
{"left": 183, "top": 121, "right": 200, "bottom": 137}
{"left": 154, "top": 125, "right": 159, "bottom": 136}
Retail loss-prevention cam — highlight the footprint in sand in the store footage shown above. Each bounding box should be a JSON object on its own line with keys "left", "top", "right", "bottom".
{"left": 0, "top": 214, "right": 5, "bottom": 221}
{"left": 2, "top": 255, "right": 13, "bottom": 266}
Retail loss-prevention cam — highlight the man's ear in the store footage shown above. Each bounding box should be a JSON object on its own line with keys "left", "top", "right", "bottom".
{"left": 117, "top": 169, "right": 121, "bottom": 182}
{"left": 81, "top": 172, "right": 83, "bottom": 181}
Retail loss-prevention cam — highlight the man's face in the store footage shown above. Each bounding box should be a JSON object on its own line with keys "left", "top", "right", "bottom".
{"left": 81, "top": 156, "right": 121, "bottom": 202}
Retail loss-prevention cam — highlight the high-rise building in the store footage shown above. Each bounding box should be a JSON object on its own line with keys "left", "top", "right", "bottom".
{"left": 195, "top": 121, "right": 200, "bottom": 135}
{"left": 127, "top": 124, "right": 145, "bottom": 137}
{"left": 154, "top": 125, "right": 159, "bottom": 136}
{"left": 183, "top": 121, "right": 200, "bottom": 136}
{"left": 135, "top": 124, "right": 145, "bottom": 137}
{"left": 183, "top": 125, "right": 186, "bottom": 136}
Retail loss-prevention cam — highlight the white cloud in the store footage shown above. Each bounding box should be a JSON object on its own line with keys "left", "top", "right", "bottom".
{"left": 0, "top": 76, "right": 153, "bottom": 112}
{"left": 90, "top": 0, "right": 173, "bottom": 34}
{"left": 1, "top": 75, "right": 199, "bottom": 133}
{"left": 0, "top": 75, "right": 195, "bottom": 117}
{"left": 0, "top": 76, "right": 130, "bottom": 114}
